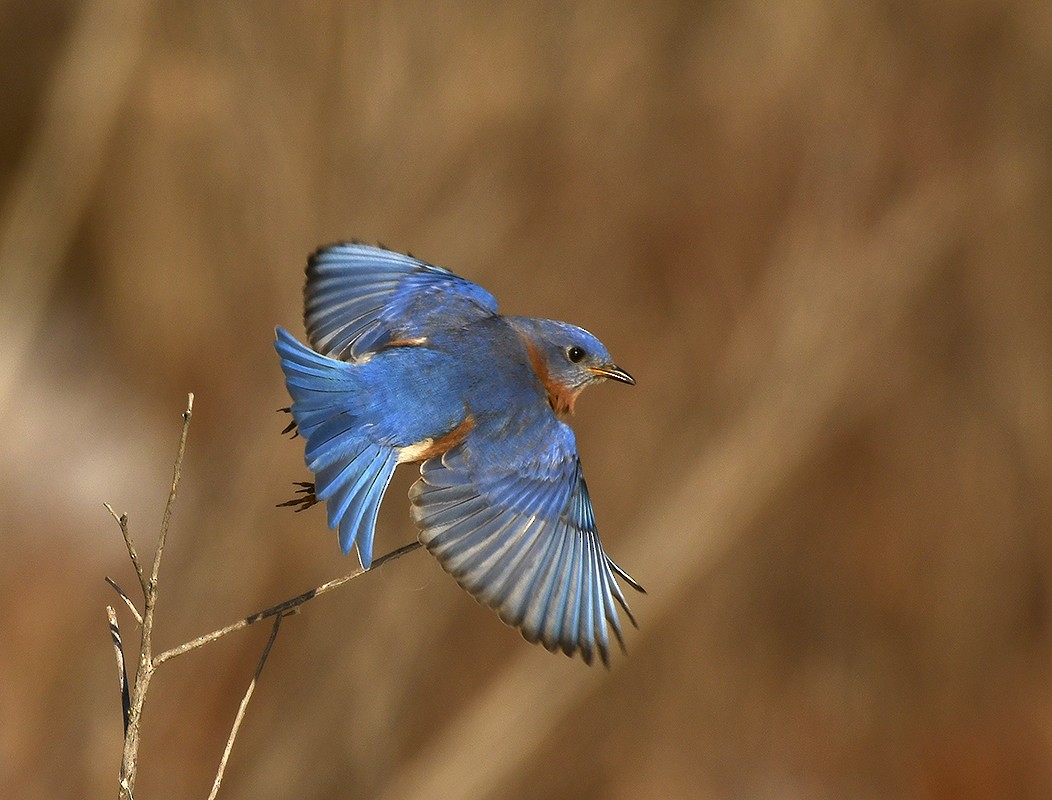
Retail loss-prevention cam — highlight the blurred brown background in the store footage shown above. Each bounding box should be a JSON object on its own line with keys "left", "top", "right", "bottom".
{"left": 2, "top": 1, "right": 1051, "bottom": 798}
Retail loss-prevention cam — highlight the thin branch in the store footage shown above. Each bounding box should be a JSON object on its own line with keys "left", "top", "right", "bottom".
{"left": 119, "top": 392, "right": 194, "bottom": 800}
{"left": 105, "top": 391, "right": 421, "bottom": 799}
{"left": 207, "top": 613, "right": 285, "bottom": 800}
{"left": 106, "top": 606, "right": 131, "bottom": 735}
{"left": 105, "top": 577, "right": 143, "bottom": 626}
{"left": 150, "top": 392, "right": 193, "bottom": 594}
{"left": 153, "top": 540, "right": 422, "bottom": 666}
{"left": 105, "top": 502, "right": 146, "bottom": 599}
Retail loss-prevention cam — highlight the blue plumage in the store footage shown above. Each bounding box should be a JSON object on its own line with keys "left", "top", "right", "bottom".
{"left": 276, "top": 243, "right": 642, "bottom": 665}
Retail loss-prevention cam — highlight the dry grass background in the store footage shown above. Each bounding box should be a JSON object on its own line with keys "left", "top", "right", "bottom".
{"left": 1, "top": 1, "right": 1051, "bottom": 798}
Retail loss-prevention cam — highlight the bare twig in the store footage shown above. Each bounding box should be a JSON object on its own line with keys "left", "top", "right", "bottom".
{"left": 207, "top": 613, "right": 285, "bottom": 800}
{"left": 106, "top": 391, "right": 423, "bottom": 798}
{"left": 105, "top": 577, "right": 143, "bottom": 626}
{"left": 153, "top": 540, "right": 422, "bottom": 665}
{"left": 106, "top": 606, "right": 131, "bottom": 736}
{"left": 105, "top": 503, "right": 146, "bottom": 598}
{"left": 118, "top": 392, "right": 194, "bottom": 800}
{"left": 151, "top": 393, "right": 194, "bottom": 595}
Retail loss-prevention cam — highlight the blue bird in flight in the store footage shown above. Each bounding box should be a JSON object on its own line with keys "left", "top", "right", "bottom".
{"left": 275, "top": 243, "right": 643, "bottom": 665}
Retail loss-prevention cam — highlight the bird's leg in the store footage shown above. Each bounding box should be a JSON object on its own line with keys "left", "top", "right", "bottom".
{"left": 277, "top": 481, "right": 317, "bottom": 512}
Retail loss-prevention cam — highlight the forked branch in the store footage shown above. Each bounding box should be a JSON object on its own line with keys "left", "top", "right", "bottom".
{"left": 104, "top": 392, "right": 421, "bottom": 799}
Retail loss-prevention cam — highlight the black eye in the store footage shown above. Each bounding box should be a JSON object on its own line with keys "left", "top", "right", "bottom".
{"left": 567, "top": 346, "right": 586, "bottom": 363}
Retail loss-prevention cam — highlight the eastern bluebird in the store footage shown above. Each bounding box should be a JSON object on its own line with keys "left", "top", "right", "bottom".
{"left": 275, "top": 243, "right": 642, "bottom": 665}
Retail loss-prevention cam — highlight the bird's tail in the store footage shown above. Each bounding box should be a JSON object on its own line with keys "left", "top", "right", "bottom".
{"left": 274, "top": 327, "right": 398, "bottom": 567}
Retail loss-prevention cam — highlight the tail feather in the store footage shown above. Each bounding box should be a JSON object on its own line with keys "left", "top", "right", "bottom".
{"left": 275, "top": 327, "right": 398, "bottom": 567}
{"left": 324, "top": 446, "right": 397, "bottom": 564}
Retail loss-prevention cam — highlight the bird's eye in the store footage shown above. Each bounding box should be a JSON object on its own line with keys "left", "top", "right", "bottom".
{"left": 567, "top": 346, "right": 586, "bottom": 363}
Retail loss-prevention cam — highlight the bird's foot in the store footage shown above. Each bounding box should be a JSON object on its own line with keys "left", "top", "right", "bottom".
{"left": 277, "top": 481, "right": 317, "bottom": 511}
{"left": 277, "top": 406, "right": 299, "bottom": 437}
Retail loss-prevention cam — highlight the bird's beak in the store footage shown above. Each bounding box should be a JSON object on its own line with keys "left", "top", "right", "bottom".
{"left": 589, "top": 364, "right": 636, "bottom": 385}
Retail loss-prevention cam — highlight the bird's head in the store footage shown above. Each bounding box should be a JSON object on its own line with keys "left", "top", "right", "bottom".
{"left": 510, "top": 317, "right": 634, "bottom": 417}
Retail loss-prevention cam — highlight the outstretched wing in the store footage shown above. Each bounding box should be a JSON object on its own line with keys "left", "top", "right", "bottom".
{"left": 408, "top": 419, "right": 642, "bottom": 666}
{"left": 305, "top": 243, "right": 498, "bottom": 360}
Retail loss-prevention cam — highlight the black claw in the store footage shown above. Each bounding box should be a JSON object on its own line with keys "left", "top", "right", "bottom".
{"left": 277, "top": 481, "right": 317, "bottom": 512}
{"left": 277, "top": 406, "right": 299, "bottom": 437}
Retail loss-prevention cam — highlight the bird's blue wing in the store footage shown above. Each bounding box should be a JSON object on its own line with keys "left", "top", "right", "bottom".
{"left": 305, "top": 243, "right": 498, "bottom": 360}
{"left": 408, "top": 419, "right": 642, "bottom": 666}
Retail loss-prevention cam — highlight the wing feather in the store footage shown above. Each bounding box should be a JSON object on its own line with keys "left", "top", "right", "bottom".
{"left": 410, "top": 420, "right": 642, "bottom": 664}
{"left": 304, "top": 243, "right": 498, "bottom": 360}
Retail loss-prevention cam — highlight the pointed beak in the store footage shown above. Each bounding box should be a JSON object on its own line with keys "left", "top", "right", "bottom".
{"left": 589, "top": 364, "right": 636, "bottom": 385}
